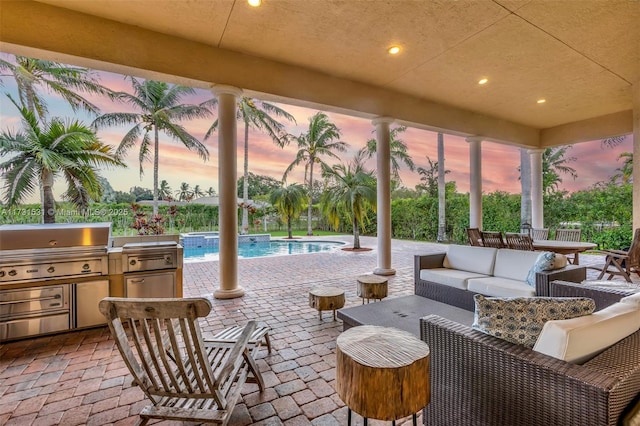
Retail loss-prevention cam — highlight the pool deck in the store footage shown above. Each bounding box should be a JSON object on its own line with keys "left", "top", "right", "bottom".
{"left": 0, "top": 236, "right": 630, "bottom": 425}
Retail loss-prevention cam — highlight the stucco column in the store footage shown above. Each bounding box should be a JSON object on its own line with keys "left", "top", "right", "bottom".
{"left": 633, "top": 82, "right": 640, "bottom": 231}
{"left": 466, "top": 137, "right": 483, "bottom": 230}
{"left": 211, "top": 85, "right": 244, "bottom": 299}
{"left": 372, "top": 117, "right": 395, "bottom": 276}
{"left": 529, "top": 149, "right": 545, "bottom": 229}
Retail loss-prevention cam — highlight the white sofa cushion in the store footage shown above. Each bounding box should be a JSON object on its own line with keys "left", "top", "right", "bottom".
{"left": 493, "top": 249, "right": 544, "bottom": 281}
{"left": 443, "top": 245, "right": 497, "bottom": 275}
{"left": 468, "top": 277, "right": 536, "bottom": 297}
{"left": 533, "top": 302, "right": 640, "bottom": 363}
{"left": 420, "top": 268, "right": 488, "bottom": 290}
{"left": 620, "top": 292, "right": 640, "bottom": 307}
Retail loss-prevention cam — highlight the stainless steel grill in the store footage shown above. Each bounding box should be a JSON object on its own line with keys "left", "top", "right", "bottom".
{"left": 0, "top": 223, "right": 111, "bottom": 341}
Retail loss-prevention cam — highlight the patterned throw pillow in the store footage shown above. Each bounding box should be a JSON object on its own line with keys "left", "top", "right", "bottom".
{"left": 525, "top": 251, "right": 556, "bottom": 286}
{"left": 472, "top": 294, "right": 596, "bottom": 348}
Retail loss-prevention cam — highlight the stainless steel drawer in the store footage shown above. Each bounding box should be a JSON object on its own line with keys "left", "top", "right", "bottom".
{"left": 0, "top": 312, "right": 70, "bottom": 340}
{"left": 125, "top": 272, "right": 175, "bottom": 298}
{"left": 0, "top": 285, "right": 69, "bottom": 319}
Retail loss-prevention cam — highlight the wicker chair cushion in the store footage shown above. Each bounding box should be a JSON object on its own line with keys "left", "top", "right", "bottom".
{"left": 467, "top": 277, "right": 536, "bottom": 298}
{"left": 534, "top": 302, "right": 640, "bottom": 363}
{"left": 493, "top": 249, "right": 544, "bottom": 281}
{"left": 473, "top": 294, "right": 596, "bottom": 348}
{"left": 525, "top": 251, "right": 556, "bottom": 286}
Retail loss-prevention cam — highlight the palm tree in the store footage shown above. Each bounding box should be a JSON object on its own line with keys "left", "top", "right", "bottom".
{"left": 0, "top": 55, "right": 111, "bottom": 120}
{"left": 612, "top": 152, "right": 633, "bottom": 184}
{"left": 193, "top": 185, "right": 205, "bottom": 199}
{"left": 0, "top": 98, "right": 124, "bottom": 223}
{"left": 269, "top": 183, "right": 307, "bottom": 239}
{"left": 520, "top": 148, "right": 532, "bottom": 229}
{"left": 416, "top": 157, "right": 449, "bottom": 197}
{"left": 92, "top": 78, "right": 212, "bottom": 215}
{"left": 206, "top": 187, "right": 217, "bottom": 197}
{"left": 543, "top": 146, "right": 577, "bottom": 194}
{"left": 176, "top": 182, "right": 192, "bottom": 202}
{"left": 158, "top": 180, "right": 172, "bottom": 201}
{"left": 206, "top": 97, "right": 295, "bottom": 234}
{"left": 360, "top": 125, "right": 415, "bottom": 181}
{"left": 320, "top": 152, "right": 377, "bottom": 249}
{"left": 284, "top": 112, "right": 348, "bottom": 236}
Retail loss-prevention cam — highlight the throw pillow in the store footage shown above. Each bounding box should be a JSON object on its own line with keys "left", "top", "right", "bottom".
{"left": 525, "top": 251, "right": 556, "bottom": 286}
{"left": 472, "top": 294, "right": 596, "bottom": 348}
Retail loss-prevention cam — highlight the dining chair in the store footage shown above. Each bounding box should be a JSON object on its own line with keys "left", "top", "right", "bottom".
{"left": 466, "top": 227, "right": 483, "bottom": 246}
{"left": 530, "top": 228, "right": 550, "bottom": 240}
{"left": 480, "top": 231, "right": 506, "bottom": 248}
{"left": 504, "top": 232, "right": 534, "bottom": 250}
{"left": 554, "top": 228, "right": 582, "bottom": 242}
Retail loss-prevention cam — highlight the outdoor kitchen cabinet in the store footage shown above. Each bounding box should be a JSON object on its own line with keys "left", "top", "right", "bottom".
{"left": 75, "top": 279, "right": 109, "bottom": 328}
{"left": 125, "top": 271, "right": 176, "bottom": 298}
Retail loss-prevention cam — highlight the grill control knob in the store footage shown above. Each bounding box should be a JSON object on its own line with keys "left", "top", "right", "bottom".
{"left": 82, "top": 263, "right": 90, "bottom": 270}
{"left": 164, "top": 255, "right": 172, "bottom": 264}
{"left": 130, "top": 259, "right": 137, "bottom": 266}
{"left": 0, "top": 271, "right": 5, "bottom": 277}
{"left": 8, "top": 270, "right": 17, "bottom": 276}
{"left": 47, "top": 266, "right": 55, "bottom": 273}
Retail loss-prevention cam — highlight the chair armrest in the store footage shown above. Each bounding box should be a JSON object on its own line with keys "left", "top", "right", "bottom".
{"left": 414, "top": 252, "right": 446, "bottom": 272}
{"left": 213, "top": 321, "right": 256, "bottom": 383}
{"left": 420, "top": 315, "right": 636, "bottom": 426}
{"left": 534, "top": 265, "right": 586, "bottom": 296}
{"left": 549, "top": 280, "right": 630, "bottom": 310}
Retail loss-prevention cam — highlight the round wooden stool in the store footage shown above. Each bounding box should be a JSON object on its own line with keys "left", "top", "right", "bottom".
{"left": 309, "top": 287, "right": 345, "bottom": 321}
{"left": 356, "top": 274, "right": 388, "bottom": 304}
{"left": 336, "top": 325, "right": 430, "bottom": 425}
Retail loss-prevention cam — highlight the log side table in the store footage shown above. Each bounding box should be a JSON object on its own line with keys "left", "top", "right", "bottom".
{"left": 336, "top": 325, "right": 430, "bottom": 425}
{"left": 309, "top": 287, "right": 345, "bottom": 321}
{"left": 356, "top": 274, "right": 388, "bottom": 304}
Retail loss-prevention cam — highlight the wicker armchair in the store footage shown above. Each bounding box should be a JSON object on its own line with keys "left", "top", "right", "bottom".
{"left": 420, "top": 315, "right": 640, "bottom": 426}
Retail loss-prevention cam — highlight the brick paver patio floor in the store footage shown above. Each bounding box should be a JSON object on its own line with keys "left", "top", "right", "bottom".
{"left": 0, "top": 236, "right": 631, "bottom": 425}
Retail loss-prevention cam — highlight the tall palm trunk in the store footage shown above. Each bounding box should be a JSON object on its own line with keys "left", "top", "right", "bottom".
{"left": 41, "top": 169, "right": 55, "bottom": 223}
{"left": 287, "top": 216, "right": 293, "bottom": 239}
{"left": 242, "top": 121, "right": 250, "bottom": 234}
{"left": 437, "top": 133, "right": 446, "bottom": 242}
{"left": 153, "top": 126, "right": 160, "bottom": 215}
{"left": 352, "top": 214, "right": 360, "bottom": 249}
{"left": 307, "top": 160, "right": 314, "bottom": 236}
{"left": 520, "top": 148, "right": 532, "bottom": 229}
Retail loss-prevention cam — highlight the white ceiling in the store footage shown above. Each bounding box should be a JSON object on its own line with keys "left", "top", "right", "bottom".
{"left": 3, "top": 0, "right": 639, "bottom": 143}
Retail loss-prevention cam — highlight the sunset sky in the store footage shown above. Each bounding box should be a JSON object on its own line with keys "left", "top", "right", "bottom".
{"left": 0, "top": 54, "right": 633, "bottom": 204}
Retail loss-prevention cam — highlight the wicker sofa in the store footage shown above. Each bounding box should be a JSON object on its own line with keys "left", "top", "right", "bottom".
{"left": 414, "top": 245, "right": 587, "bottom": 311}
{"left": 420, "top": 314, "right": 640, "bottom": 426}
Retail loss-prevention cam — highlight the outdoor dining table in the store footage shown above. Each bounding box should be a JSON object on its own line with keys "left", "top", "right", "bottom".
{"left": 532, "top": 240, "right": 597, "bottom": 265}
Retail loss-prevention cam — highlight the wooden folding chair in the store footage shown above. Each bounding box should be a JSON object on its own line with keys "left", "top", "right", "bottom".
{"left": 99, "top": 297, "right": 264, "bottom": 426}
{"left": 504, "top": 232, "right": 534, "bottom": 250}
{"left": 588, "top": 228, "right": 640, "bottom": 283}
{"left": 481, "top": 231, "right": 506, "bottom": 248}
{"left": 466, "top": 227, "right": 483, "bottom": 246}
{"left": 554, "top": 228, "right": 581, "bottom": 242}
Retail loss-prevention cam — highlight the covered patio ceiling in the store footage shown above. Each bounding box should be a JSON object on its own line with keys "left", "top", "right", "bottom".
{"left": 1, "top": 0, "right": 638, "bottom": 149}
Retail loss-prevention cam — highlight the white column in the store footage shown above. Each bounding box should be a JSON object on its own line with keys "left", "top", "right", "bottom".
{"left": 372, "top": 117, "right": 395, "bottom": 276}
{"left": 633, "top": 82, "right": 640, "bottom": 231}
{"left": 211, "top": 85, "right": 244, "bottom": 299}
{"left": 529, "top": 149, "right": 545, "bottom": 229}
{"left": 466, "top": 137, "right": 483, "bottom": 230}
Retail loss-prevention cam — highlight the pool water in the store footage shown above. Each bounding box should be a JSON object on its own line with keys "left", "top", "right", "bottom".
{"left": 184, "top": 240, "right": 345, "bottom": 261}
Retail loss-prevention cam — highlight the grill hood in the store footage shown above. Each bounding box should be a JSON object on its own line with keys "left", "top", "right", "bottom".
{"left": 0, "top": 223, "right": 111, "bottom": 251}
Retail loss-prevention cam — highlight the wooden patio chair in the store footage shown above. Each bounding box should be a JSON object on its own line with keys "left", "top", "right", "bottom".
{"left": 504, "top": 232, "right": 534, "bottom": 250}
{"left": 530, "top": 228, "right": 550, "bottom": 240}
{"left": 554, "top": 228, "right": 582, "bottom": 241}
{"left": 480, "top": 231, "right": 506, "bottom": 248}
{"left": 466, "top": 227, "right": 483, "bottom": 246}
{"left": 99, "top": 297, "right": 265, "bottom": 426}
{"left": 588, "top": 228, "right": 640, "bottom": 283}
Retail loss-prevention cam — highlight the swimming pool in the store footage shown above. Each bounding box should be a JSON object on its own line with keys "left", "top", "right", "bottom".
{"left": 183, "top": 240, "right": 346, "bottom": 261}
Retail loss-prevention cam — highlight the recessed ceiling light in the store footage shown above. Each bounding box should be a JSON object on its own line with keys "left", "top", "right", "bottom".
{"left": 537, "top": 99, "right": 546, "bottom": 104}
{"left": 248, "top": 0, "right": 261, "bottom": 7}
{"left": 388, "top": 46, "right": 401, "bottom": 55}
{"left": 478, "top": 78, "right": 488, "bottom": 85}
